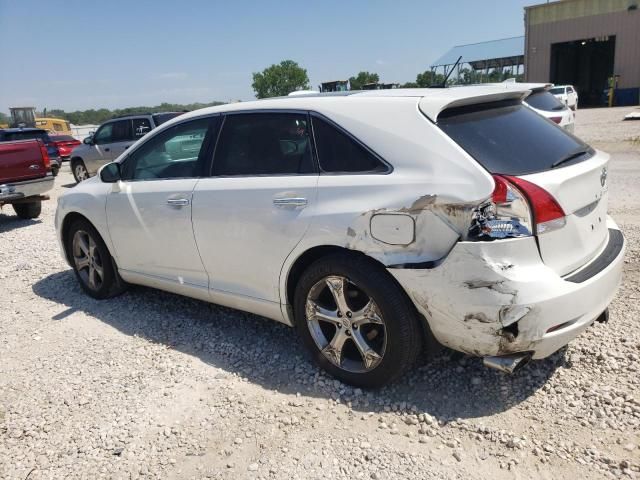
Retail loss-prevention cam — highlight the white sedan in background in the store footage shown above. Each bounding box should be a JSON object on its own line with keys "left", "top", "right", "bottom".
{"left": 55, "top": 86, "right": 624, "bottom": 387}
{"left": 550, "top": 85, "right": 579, "bottom": 110}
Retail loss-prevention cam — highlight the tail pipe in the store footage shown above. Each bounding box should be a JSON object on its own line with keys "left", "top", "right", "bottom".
{"left": 483, "top": 353, "right": 532, "bottom": 374}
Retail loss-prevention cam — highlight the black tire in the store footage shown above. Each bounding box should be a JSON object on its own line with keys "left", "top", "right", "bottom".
{"left": 294, "top": 253, "right": 424, "bottom": 388}
{"left": 71, "top": 159, "right": 89, "bottom": 183}
{"left": 13, "top": 201, "right": 42, "bottom": 219}
{"left": 65, "top": 218, "right": 127, "bottom": 299}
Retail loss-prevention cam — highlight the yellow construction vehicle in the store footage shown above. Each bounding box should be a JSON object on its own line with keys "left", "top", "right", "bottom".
{"left": 4, "top": 107, "right": 72, "bottom": 135}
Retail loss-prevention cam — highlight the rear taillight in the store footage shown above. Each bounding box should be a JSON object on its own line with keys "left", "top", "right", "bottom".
{"left": 469, "top": 175, "right": 565, "bottom": 240}
{"left": 549, "top": 116, "right": 562, "bottom": 124}
{"left": 38, "top": 140, "right": 51, "bottom": 170}
{"left": 503, "top": 175, "right": 566, "bottom": 234}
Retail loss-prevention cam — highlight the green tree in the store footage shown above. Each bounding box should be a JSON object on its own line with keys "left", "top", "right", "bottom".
{"left": 415, "top": 70, "right": 446, "bottom": 87}
{"left": 0, "top": 111, "right": 9, "bottom": 125}
{"left": 251, "top": 60, "right": 310, "bottom": 99}
{"left": 348, "top": 71, "right": 380, "bottom": 90}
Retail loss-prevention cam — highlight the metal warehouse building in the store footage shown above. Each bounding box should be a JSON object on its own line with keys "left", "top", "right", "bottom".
{"left": 525, "top": 0, "right": 640, "bottom": 106}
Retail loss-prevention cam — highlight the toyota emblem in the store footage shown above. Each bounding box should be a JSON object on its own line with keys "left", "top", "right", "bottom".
{"left": 600, "top": 167, "right": 608, "bottom": 187}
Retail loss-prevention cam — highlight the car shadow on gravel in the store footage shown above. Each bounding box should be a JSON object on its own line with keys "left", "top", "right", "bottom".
{"left": 0, "top": 214, "right": 41, "bottom": 232}
{"left": 33, "top": 270, "right": 563, "bottom": 420}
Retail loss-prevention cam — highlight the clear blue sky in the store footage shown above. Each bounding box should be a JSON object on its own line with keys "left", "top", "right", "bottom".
{"left": 0, "top": 0, "right": 534, "bottom": 112}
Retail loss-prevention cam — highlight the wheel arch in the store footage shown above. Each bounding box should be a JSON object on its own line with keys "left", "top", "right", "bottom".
{"left": 60, "top": 211, "right": 115, "bottom": 267}
{"left": 284, "top": 244, "right": 441, "bottom": 362}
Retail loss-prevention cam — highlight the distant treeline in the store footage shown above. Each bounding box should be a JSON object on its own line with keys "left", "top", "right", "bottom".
{"left": 28, "top": 101, "right": 227, "bottom": 126}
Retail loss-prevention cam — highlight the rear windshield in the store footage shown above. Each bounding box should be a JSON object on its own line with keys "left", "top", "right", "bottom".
{"left": 153, "top": 112, "right": 183, "bottom": 126}
{"left": 51, "top": 135, "right": 76, "bottom": 141}
{"left": 525, "top": 91, "right": 566, "bottom": 111}
{"left": 3, "top": 131, "right": 50, "bottom": 142}
{"left": 438, "top": 101, "right": 592, "bottom": 175}
{"left": 548, "top": 87, "right": 564, "bottom": 95}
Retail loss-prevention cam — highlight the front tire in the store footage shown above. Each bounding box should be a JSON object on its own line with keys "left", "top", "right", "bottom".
{"left": 65, "top": 218, "right": 127, "bottom": 299}
{"left": 71, "top": 159, "right": 89, "bottom": 183}
{"left": 13, "top": 201, "right": 42, "bottom": 219}
{"left": 294, "top": 253, "right": 423, "bottom": 388}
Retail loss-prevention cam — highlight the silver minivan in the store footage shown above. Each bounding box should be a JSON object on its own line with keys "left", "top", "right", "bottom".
{"left": 70, "top": 112, "right": 183, "bottom": 183}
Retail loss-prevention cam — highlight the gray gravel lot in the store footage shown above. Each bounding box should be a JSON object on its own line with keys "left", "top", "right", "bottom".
{"left": 1, "top": 106, "right": 639, "bottom": 479}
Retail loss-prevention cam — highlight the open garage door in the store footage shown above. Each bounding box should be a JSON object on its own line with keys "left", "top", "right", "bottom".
{"left": 550, "top": 36, "right": 615, "bottom": 107}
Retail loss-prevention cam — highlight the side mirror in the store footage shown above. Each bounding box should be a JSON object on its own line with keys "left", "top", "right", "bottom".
{"left": 100, "top": 162, "right": 121, "bottom": 183}
{"left": 83, "top": 136, "right": 93, "bottom": 145}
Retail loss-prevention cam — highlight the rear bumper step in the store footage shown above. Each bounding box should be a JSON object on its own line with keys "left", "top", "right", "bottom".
{"left": 564, "top": 229, "right": 624, "bottom": 283}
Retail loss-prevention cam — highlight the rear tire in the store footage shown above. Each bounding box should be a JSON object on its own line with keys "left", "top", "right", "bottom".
{"left": 13, "top": 201, "right": 42, "bottom": 219}
{"left": 294, "top": 253, "right": 423, "bottom": 388}
{"left": 71, "top": 159, "right": 89, "bottom": 183}
{"left": 65, "top": 218, "right": 127, "bottom": 299}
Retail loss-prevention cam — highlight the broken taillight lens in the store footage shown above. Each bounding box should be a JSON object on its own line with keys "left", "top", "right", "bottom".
{"left": 469, "top": 175, "right": 566, "bottom": 240}
{"left": 469, "top": 175, "right": 533, "bottom": 239}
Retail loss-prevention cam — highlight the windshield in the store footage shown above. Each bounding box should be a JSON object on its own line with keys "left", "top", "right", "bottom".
{"left": 525, "top": 91, "right": 567, "bottom": 111}
{"left": 438, "top": 101, "right": 592, "bottom": 175}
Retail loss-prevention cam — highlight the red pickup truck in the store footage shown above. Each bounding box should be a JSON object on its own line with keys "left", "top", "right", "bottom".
{"left": 0, "top": 139, "right": 55, "bottom": 219}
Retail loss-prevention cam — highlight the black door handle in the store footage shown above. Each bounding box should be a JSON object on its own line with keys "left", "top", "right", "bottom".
{"left": 104, "top": 148, "right": 110, "bottom": 152}
{"left": 125, "top": 146, "right": 129, "bottom": 150}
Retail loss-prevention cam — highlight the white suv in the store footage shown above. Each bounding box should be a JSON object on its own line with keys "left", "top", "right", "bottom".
{"left": 550, "top": 85, "right": 579, "bottom": 110}
{"left": 55, "top": 86, "right": 624, "bottom": 387}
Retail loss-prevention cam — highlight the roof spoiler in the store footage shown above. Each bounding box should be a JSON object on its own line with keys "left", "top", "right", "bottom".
{"left": 419, "top": 89, "right": 530, "bottom": 122}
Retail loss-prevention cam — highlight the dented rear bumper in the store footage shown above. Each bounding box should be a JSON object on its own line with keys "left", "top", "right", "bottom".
{"left": 389, "top": 217, "right": 624, "bottom": 359}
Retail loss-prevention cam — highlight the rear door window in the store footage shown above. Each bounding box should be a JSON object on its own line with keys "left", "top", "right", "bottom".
{"left": 312, "top": 116, "right": 388, "bottom": 173}
{"left": 213, "top": 113, "right": 314, "bottom": 176}
{"left": 111, "top": 120, "right": 131, "bottom": 142}
{"left": 525, "top": 91, "right": 567, "bottom": 111}
{"left": 438, "top": 101, "right": 592, "bottom": 175}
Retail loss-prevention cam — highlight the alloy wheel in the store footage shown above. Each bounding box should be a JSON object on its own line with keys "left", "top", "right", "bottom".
{"left": 72, "top": 230, "right": 104, "bottom": 291}
{"left": 75, "top": 163, "right": 88, "bottom": 182}
{"left": 306, "top": 275, "right": 387, "bottom": 373}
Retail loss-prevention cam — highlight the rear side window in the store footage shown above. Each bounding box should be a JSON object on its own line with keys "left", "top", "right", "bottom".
{"left": 213, "top": 113, "right": 314, "bottom": 176}
{"left": 132, "top": 118, "right": 152, "bottom": 138}
{"left": 312, "top": 117, "right": 388, "bottom": 173}
{"left": 439, "top": 102, "right": 591, "bottom": 175}
{"left": 525, "top": 91, "right": 566, "bottom": 111}
{"left": 153, "top": 112, "right": 183, "bottom": 126}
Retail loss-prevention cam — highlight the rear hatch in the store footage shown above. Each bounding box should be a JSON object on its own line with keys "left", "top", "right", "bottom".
{"left": 435, "top": 99, "right": 609, "bottom": 276}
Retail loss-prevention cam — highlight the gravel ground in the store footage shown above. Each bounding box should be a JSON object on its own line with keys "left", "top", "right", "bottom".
{"left": 1, "top": 106, "right": 639, "bottom": 479}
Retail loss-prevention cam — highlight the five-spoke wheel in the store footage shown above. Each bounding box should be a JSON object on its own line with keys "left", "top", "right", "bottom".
{"left": 306, "top": 275, "right": 386, "bottom": 373}
{"left": 295, "top": 253, "right": 424, "bottom": 388}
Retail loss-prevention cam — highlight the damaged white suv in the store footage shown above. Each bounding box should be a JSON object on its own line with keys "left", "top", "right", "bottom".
{"left": 55, "top": 86, "right": 625, "bottom": 387}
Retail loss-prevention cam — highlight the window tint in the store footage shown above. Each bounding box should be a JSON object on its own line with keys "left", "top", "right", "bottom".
{"left": 549, "top": 87, "right": 564, "bottom": 95}
{"left": 213, "top": 113, "right": 314, "bottom": 176}
{"left": 121, "top": 118, "right": 211, "bottom": 181}
{"left": 312, "top": 116, "right": 387, "bottom": 173}
{"left": 525, "top": 91, "right": 566, "bottom": 111}
{"left": 438, "top": 102, "right": 591, "bottom": 175}
{"left": 132, "top": 118, "right": 152, "bottom": 138}
{"left": 111, "top": 120, "right": 131, "bottom": 142}
{"left": 4, "top": 131, "right": 49, "bottom": 142}
{"left": 153, "top": 112, "right": 183, "bottom": 126}
{"left": 93, "top": 123, "right": 113, "bottom": 144}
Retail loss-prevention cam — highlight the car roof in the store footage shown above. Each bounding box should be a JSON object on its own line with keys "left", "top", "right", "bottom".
{"left": 171, "top": 84, "right": 533, "bottom": 124}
